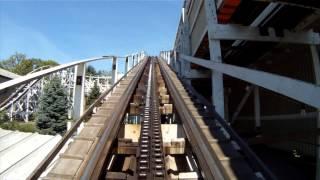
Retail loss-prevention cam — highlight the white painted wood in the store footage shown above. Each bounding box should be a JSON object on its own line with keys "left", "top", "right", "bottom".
{"left": 209, "top": 24, "right": 320, "bottom": 45}
{"left": 181, "top": 7, "right": 192, "bottom": 78}
{"left": 25, "top": 89, "right": 30, "bottom": 122}
{"left": 189, "top": 0, "right": 204, "bottom": 36}
{"left": 72, "top": 63, "right": 85, "bottom": 121}
{"left": 204, "top": 0, "right": 225, "bottom": 118}
{"left": 125, "top": 56, "right": 129, "bottom": 74}
{"left": 229, "top": 3, "right": 282, "bottom": 50}
{"left": 111, "top": 57, "right": 118, "bottom": 85}
{"left": 192, "top": 26, "right": 208, "bottom": 56}
{"left": 179, "top": 53, "right": 320, "bottom": 108}
{"left": 190, "top": 5, "right": 208, "bottom": 56}
{"left": 132, "top": 55, "right": 135, "bottom": 67}
{"left": 0, "top": 56, "right": 107, "bottom": 91}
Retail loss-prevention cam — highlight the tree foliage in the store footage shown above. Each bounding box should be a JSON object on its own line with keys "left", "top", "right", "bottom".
{"left": 86, "top": 65, "right": 97, "bottom": 76}
{"left": 0, "top": 52, "right": 59, "bottom": 75}
{"left": 86, "top": 65, "right": 112, "bottom": 76}
{"left": 0, "top": 52, "right": 26, "bottom": 71}
{"left": 87, "top": 81, "right": 101, "bottom": 106}
{"left": 97, "top": 69, "right": 112, "bottom": 76}
{"left": 36, "top": 76, "right": 69, "bottom": 135}
{"left": 0, "top": 111, "right": 9, "bottom": 124}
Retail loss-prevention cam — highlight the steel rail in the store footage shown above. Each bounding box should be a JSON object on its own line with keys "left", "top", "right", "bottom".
{"left": 150, "top": 60, "right": 166, "bottom": 179}
{"left": 82, "top": 59, "right": 148, "bottom": 179}
{"left": 27, "top": 59, "right": 144, "bottom": 180}
{"left": 137, "top": 61, "right": 154, "bottom": 178}
{"left": 134, "top": 59, "right": 165, "bottom": 178}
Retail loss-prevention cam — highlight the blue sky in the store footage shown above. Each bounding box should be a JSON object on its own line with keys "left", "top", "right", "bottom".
{"left": 0, "top": 0, "right": 182, "bottom": 72}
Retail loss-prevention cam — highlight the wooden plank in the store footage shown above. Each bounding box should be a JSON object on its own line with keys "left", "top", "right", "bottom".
{"left": 179, "top": 53, "right": 320, "bottom": 108}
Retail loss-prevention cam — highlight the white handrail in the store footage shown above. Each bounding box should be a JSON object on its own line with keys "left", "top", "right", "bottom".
{"left": 0, "top": 52, "right": 146, "bottom": 91}
{"left": 0, "top": 56, "right": 108, "bottom": 91}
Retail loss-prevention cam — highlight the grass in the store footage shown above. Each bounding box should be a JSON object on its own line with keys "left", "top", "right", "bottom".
{"left": 0, "top": 121, "right": 37, "bottom": 133}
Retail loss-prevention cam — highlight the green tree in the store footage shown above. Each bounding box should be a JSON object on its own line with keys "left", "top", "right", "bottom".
{"left": 97, "top": 70, "right": 112, "bottom": 76}
{"left": 30, "top": 58, "right": 59, "bottom": 69}
{"left": 0, "top": 52, "right": 27, "bottom": 71}
{"left": 12, "top": 59, "right": 34, "bottom": 75}
{"left": 86, "top": 65, "right": 97, "bottom": 76}
{"left": 36, "top": 76, "right": 69, "bottom": 135}
{"left": 0, "top": 111, "right": 9, "bottom": 124}
{"left": 87, "top": 81, "right": 101, "bottom": 105}
{"left": 0, "top": 53, "right": 59, "bottom": 75}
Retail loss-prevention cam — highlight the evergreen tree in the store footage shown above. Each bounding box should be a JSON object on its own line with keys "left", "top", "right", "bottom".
{"left": 36, "top": 76, "right": 69, "bottom": 135}
{"left": 87, "top": 81, "right": 101, "bottom": 105}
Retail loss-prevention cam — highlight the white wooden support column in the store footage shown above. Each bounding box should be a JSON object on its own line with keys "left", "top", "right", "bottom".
{"left": 132, "top": 55, "right": 135, "bottom": 67}
{"left": 311, "top": 45, "right": 320, "bottom": 180}
{"left": 254, "top": 86, "right": 261, "bottom": 129}
{"left": 111, "top": 56, "right": 118, "bottom": 85}
{"left": 166, "top": 52, "right": 168, "bottom": 61}
{"left": 137, "top": 54, "right": 139, "bottom": 64}
{"left": 134, "top": 55, "right": 137, "bottom": 65}
{"left": 125, "top": 56, "right": 129, "bottom": 74}
{"left": 136, "top": 54, "right": 138, "bottom": 62}
{"left": 25, "top": 89, "right": 30, "bottom": 122}
{"left": 204, "top": 0, "right": 225, "bottom": 118}
{"left": 72, "top": 63, "right": 86, "bottom": 120}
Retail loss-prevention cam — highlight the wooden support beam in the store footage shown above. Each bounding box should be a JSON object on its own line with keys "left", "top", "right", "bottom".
{"left": 310, "top": 45, "right": 320, "bottom": 180}
{"left": 179, "top": 54, "right": 320, "bottom": 109}
{"left": 0, "top": 56, "right": 107, "bottom": 92}
{"left": 231, "top": 86, "right": 254, "bottom": 123}
{"left": 73, "top": 63, "right": 86, "bottom": 121}
{"left": 111, "top": 57, "right": 118, "bottom": 85}
{"left": 209, "top": 24, "right": 320, "bottom": 45}
{"left": 204, "top": 0, "right": 225, "bottom": 118}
